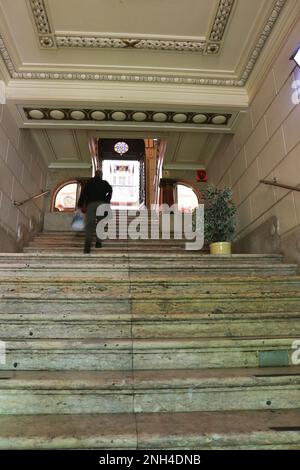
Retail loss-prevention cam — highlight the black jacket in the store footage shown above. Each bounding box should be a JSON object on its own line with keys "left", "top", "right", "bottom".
{"left": 78, "top": 177, "right": 112, "bottom": 208}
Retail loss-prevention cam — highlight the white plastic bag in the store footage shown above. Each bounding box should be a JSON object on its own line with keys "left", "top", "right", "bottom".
{"left": 71, "top": 211, "right": 85, "bottom": 231}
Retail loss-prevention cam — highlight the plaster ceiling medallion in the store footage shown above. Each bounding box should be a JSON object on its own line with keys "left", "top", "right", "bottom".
{"left": 70, "top": 110, "right": 86, "bottom": 120}
{"left": 172, "top": 113, "right": 188, "bottom": 123}
{"left": 132, "top": 112, "right": 148, "bottom": 122}
{"left": 111, "top": 111, "right": 127, "bottom": 121}
{"left": 152, "top": 112, "right": 168, "bottom": 122}
{"left": 49, "top": 109, "right": 65, "bottom": 120}
{"left": 91, "top": 111, "right": 106, "bottom": 121}
{"left": 192, "top": 114, "right": 208, "bottom": 124}
{"left": 211, "top": 114, "right": 227, "bottom": 124}
{"left": 28, "top": 109, "right": 44, "bottom": 119}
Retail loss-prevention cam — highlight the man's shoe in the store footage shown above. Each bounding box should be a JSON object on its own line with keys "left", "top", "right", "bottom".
{"left": 95, "top": 241, "right": 102, "bottom": 248}
{"left": 84, "top": 244, "right": 91, "bottom": 254}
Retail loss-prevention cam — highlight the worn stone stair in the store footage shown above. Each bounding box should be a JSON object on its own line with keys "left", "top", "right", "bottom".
{"left": 0, "top": 232, "right": 299, "bottom": 449}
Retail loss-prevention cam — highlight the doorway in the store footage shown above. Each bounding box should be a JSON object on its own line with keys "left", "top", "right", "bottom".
{"left": 102, "top": 159, "right": 142, "bottom": 210}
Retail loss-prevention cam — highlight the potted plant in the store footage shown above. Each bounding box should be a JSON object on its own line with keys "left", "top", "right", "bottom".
{"left": 203, "top": 186, "right": 237, "bottom": 255}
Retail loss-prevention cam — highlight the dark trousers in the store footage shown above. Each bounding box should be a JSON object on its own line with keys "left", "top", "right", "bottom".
{"left": 85, "top": 201, "right": 104, "bottom": 248}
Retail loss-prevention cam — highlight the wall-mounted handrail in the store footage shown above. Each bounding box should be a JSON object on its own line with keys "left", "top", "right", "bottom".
{"left": 13, "top": 190, "right": 50, "bottom": 207}
{"left": 260, "top": 179, "right": 300, "bottom": 193}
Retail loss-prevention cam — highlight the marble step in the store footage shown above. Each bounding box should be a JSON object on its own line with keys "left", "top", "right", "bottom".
{"left": 1, "top": 277, "right": 300, "bottom": 300}
{"left": 1, "top": 296, "right": 299, "bottom": 316}
{"left": 23, "top": 247, "right": 190, "bottom": 253}
{"left": 0, "top": 264, "right": 298, "bottom": 279}
{"left": 0, "top": 310, "right": 299, "bottom": 340}
{"left": 0, "top": 410, "right": 299, "bottom": 449}
{"left": 0, "top": 253, "right": 285, "bottom": 262}
{"left": 1, "top": 337, "right": 296, "bottom": 371}
{"left": 1, "top": 262, "right": 293, "bottom": 275}
{"left": 0, "top": 367, "right": 299, "bottom": 415}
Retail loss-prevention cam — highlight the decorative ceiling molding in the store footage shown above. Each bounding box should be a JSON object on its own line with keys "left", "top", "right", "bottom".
{"left": 24, "top": 107, "right": 232, "bottom": 127}
{"left": 27, "top": 0, "right": 235, "bottom": 54}
{"left": 55, "top": 36, "right": 208, "bottom": 53}
{"left": 29, "top": 0, "right": 51, "bottom": 34}
{"left": 0, "top": 0, "right": 287, "bottom": 87}
{"left": 209, "top": 0, "right": 235, "bottom": 42}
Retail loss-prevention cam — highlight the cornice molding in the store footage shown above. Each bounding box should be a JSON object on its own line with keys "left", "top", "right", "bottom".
{"left": 27, "top": 0, "right": 235, "bottom": 54}
{"left": 23, "top": 106, "right": 232, "bottom": 127}
{"left": 0, "top": 0, "right": 287, "bottom": 87}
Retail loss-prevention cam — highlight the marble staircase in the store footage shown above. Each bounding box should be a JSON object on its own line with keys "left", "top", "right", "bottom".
{"left": 0, "top": 232, "right": 299, "bottom": 449}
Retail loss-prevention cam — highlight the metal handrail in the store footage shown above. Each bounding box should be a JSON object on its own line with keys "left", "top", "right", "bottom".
{"left": 13, "top": 189, "right": 50, "bottom": 207}
{"left": 260, "top": 179, "right": 300, "bottom": 193}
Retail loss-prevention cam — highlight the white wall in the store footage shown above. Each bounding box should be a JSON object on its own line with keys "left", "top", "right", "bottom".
{"left": 0, "top": 104, "right": 47, "bottom": 252}
{"left": 206, "top": 16, "right": 300, "bottom": 262}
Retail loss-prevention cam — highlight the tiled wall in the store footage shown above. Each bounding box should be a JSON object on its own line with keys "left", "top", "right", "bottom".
{"left": 207, "top": 16, "right": 300, "bottom": 262}
{"left": 0, "top": 104, "right": 47, "bottom": 252}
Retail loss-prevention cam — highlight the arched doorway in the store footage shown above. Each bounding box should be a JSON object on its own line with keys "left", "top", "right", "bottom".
{"left": 175, "top": 183, "right": 199, "bottom": 212}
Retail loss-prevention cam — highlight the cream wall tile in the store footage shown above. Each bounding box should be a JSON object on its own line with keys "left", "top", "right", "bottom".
{"left": 265, "top": 75, "right": 296, "bottom": 138}
{"left": 0, "top": 190, "right": 18, "bottom": 233}
{"left": 6, "top": 143, "right": 24, "bottom": 181}
{"left": 231, "top": 147, "right": 247, "bottom": 186}
{"left": 251, "top": 70, "right": 276, "bottom": 128}
{"left": 0, "top": 126, "right": 9, "bottom": 161}
{"left": 237, "top": 198, "right": 252, "bottom": 232}
{"left": 233, "top": 112, "right": 253, "bottom": 154}
{"left": 12, "top": 178, "right": 28, "bottom": 208}
{"left": 250, "top": 183, "right": 276, "bottom": 220}
{"left": 0, "top": 106, "right": 20, "bottom": 151}
{"left": 232, "top": 182, "right": 241, "bottom": 206}
{"left": 282, "top": 99, "right": 300, "bottom": 154}
{"left": 275, "top": 192, "right": 297, "bottom": 235}
{"left": 219, "top": 137, "right": 236, "bottom": 173}
{"left": 293, "top": 191, "right": 300, "bottom": 225}
{"left": 218, "top": 171, "right": 231, "bottom": 188}
{"left": 257, "top": 126, "right": 286, "bottom": 178}
{"left": 0, "top": 159, "right": 14, "bottom": 199}
{"left": 239, "top": 159, "right": 260, "bottom": 202}
{"left": 272, "top": 141, "right": 300, "bottom": 201}
{"left": 22, "top": 166, "right": 39, "bottom": 196}
{"left": 244, "top": 117, "right": 268, "bottom": 166}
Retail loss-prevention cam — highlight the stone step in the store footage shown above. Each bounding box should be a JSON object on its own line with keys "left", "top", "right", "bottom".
{"left": 1, "top": 277, "right": 300, "bottom": 300}
{"left": 0, "top": 253, "right": 285, "bottom": 262}
{"left": 1, "top": 337, "right": 296, "bottom": 370}
{"left": 0, "top": 263, "right": 297, "bottom": 278}
{"left": 0, "top": 311, "right": 299, "bottom": 339}
{"left": 1, "top": 296, "right": 299, "bottom": 316}
{"left": 23, "top": 247, "right": 189, "bottom": 253}
{"left": 0, "top": 367, "right": 299, "bottom": 415}
{"left": 0, "top": 410, "right": 299, "bottom": 449}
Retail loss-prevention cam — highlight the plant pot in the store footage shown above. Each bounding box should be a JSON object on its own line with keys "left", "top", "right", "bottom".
{"left": 209, "top": 242, "right": 232, "bottom": 255}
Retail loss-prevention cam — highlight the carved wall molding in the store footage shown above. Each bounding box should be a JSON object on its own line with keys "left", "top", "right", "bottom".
{"left": 0, "top": 0, "right": 287, "bottom": 87}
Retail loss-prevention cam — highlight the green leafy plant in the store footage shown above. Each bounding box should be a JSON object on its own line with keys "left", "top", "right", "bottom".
{"left": 203, "top": 186, "right": 237, "bottom": 243}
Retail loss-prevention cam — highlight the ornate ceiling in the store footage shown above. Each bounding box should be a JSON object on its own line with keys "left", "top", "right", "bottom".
{"left": 0, "top": 0, "right": 299, "bottom": 168}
